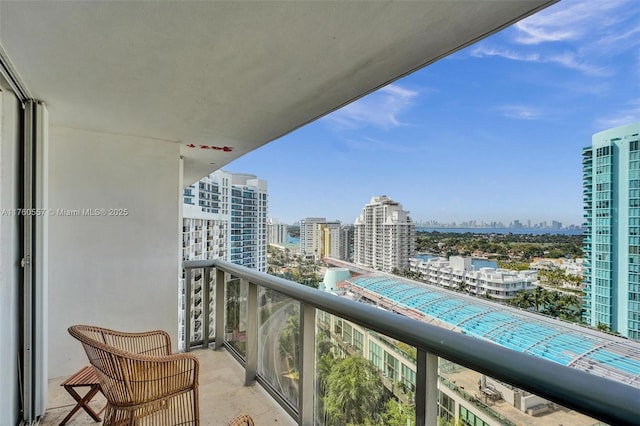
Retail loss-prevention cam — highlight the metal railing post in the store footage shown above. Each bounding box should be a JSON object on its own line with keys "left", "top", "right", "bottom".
{"left": 184, "top": 268, "right": 192, "bottom": 352}
{"left": 215, "top": 268, "right": 225, "bottom": 350}
{"left": 416, "top": 349, "right": 426, "bottom": 425}
{"left": 426, "top": 352, "right": 438, "bottom": 426}
{"left": 245, "top": 280, "right": 258, "bottom": 385}
{"left": 298, "top": 302, "right": 315, "bottom": 426}
{"left": 416, "top": 349, "right": 438, "bottom": 426}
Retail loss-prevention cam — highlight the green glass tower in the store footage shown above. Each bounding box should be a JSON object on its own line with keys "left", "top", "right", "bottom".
{"left": 583, "top": 123, "right": 640, "bottom": 339}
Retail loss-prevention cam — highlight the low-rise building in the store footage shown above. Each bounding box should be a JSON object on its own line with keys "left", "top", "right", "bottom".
{"left": 529, "top": 258, "right": 584, "bottom": 277}
{"left": 410, "top": 256, "right": 537, "bottom": 300}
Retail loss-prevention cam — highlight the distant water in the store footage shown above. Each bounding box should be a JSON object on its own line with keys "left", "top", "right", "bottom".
{"left": 416, "top": 254, "right": 497, "bottom": 269}
{"left": 416, "top": 227, "right": 583, "bottom": 236}
{"left": 287, "top": 235, "right": 300, "bottom": 244}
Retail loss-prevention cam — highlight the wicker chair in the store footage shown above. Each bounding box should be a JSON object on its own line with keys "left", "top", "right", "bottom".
{"left": 226, "top": 414, "right": 255, "bottom": 425}
{"left": 68, "top": 325, "right": 200, "bottom": 425}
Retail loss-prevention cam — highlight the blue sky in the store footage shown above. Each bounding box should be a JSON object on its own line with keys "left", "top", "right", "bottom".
{"left": 228, "top": 0, "right": 640, "bottom": 226}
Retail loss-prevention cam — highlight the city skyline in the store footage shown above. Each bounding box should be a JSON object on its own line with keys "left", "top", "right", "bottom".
{"left": 280, "top": 217, "right": 579, "bottom": 229}
{"left": 227, "top": 0, "right": 640, "bottom": 226}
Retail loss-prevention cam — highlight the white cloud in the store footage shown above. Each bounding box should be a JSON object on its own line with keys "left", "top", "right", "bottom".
{"left": 547, "top": 52, "right": 610, "bottom": 76}
{"left": 513, "top": 1, "right": 626, "bottom": 45}
{"left": 471, "top": 46, "right": 609, "bottom": 76}
{"left": 499, "top": 105, "right": 542, "bottom": 120}
{"left": 470, "top": 1, "right": 638, "bottom": 77}
{"left": 467, "top": 45, "right": 522, "bottom": 64}
{"left": 595, "top": 100, "right": 640, "bottom": 128}
{"left": 470, "top": 47, "right": 540, "bottom": 62}
{"left": 514, "top": 21, "right": 578, "bottom": 45}
{"left": 324, "top": 84, "right": 418, "bottom": 130}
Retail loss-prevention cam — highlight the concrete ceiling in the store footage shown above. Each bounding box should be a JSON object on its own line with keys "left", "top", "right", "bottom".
{"left": 0, "top": 1, "right": 554, "bottom": 185}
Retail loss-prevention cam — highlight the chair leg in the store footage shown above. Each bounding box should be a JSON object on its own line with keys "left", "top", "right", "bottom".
{"left": 59, "top": 384, "right": 102, "bottom": 425}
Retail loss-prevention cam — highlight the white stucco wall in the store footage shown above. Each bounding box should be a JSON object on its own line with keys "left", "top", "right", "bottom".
{"left": 47, "top": 126, "right": 181, "bottom": 377}
{"left": 0, "top": 87, "right": 22, "bottom": 426}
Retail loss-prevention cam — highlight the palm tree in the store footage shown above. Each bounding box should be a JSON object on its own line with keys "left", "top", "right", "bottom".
{"left": 532, "top": 286, "right": 546, "bottom": 312}
{"left": 316, "top": 351, "right": 337, "bottom": 425}
{"left": 542, "top": 291, "right": 563, "bottom": 316}
{"left": 279, "top": 313, "right": 300, "bottom": 370}
{"left": 508, "top": 290, "right": 534, "bottom": 310}
{"left": 324, "top": 356, "right": 384, "bottom": 425}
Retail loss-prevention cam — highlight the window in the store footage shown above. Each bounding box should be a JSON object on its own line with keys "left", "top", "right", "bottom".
{"left": 369, "top": 341, "right": 382, "bottom": 371}
{"left": 353, "top": 329, "right": 364, "bottom": 354}
{"left": 459, "top": 405, "right": 489, "bottom": 426}
{"left": 439, "top": 392, "right": 455, "bottom": 422}
{"left": 384, "top": 350, "right": 399, "bottom": 381}
{"left": 401, "top": 364, "right": 416, "bottom": 392}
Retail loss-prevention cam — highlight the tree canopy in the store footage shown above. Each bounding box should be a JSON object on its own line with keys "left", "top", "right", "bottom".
{"left": 324, "top": 356, "right": 384, "bottom": 425}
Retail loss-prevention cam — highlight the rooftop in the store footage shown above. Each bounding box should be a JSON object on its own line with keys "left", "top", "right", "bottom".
{"left": 343, "top": 274, "right": 640, "bottom": 387}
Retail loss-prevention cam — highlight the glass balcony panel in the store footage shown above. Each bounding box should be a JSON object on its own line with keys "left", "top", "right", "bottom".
{"left": 438, "top": 360, "right": 600, "bottom": 426}
{"left": 183, "top": 260, "right": 640, "bottom": 426}
{"left": 258, "top": 288, "right": 300, "bottom": 409}
{"left": 226, "top": 276, "right": 248, "bottom": 357}
{"left": 315, "top": 309, "right": 415, "bottom": 425}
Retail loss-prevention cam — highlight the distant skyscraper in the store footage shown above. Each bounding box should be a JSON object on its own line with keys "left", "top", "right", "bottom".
{"left": 182, "top": 170, "right": 268, "bottom": 272}
{"left": 300, "top": 218, "right": 345, "bottom": 260}
{"left": 299, "top": 217, "right": 326, "bottom": 259}
{"left": 354, "top": 195, "right": 416, "bottom": 272}
{"left": 322, "top": 221, "right": 342, "bottom": 259}
{"left": 340, "top": 225, "right": 352, "bottom": 261}
{"left": 583, "top": 123, "right": 640, "bottom": 340}
{"left": 267, "top": 218, "right": 288, "bottom": 246}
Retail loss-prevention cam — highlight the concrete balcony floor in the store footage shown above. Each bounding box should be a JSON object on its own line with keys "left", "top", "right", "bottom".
{"left": 40, "top": 348, "right": 296, "bottom": 426}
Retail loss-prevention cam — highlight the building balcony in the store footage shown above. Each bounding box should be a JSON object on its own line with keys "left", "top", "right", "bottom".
{"left": 1, "top": 2, "right": 595, "bottom": 425}
{"left": 40, "top": 348, "right": 294, "bottom": 426}
{"left": 171, "top": 260, "right": 640, "bottom": 426}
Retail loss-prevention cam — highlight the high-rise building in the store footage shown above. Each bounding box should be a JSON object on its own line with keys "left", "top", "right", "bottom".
{"left": 267, "top": 218, "right": 288, "bottom": 246}
{"left": 183, "top": 170, "right": 268, "bottom": 272}
{"left": 583, "top": 123, "right": 640, "bottom": 339}
{"left": 354, "top": 195, "right": 416, "bottom": 272}
{"left": 300, "top": 218, "right": 345, "bottom": 260}
{"left": 340, "top": 225, "right": 352, "bottom": 261}
{"left": 321, "top": 221, "right": 342, "bottom": 259}
{"left": 299, "top": 217, "right": 326, "bottom": 260}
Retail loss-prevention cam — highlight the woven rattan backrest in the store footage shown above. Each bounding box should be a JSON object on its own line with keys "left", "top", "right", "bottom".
{"left": 68, "top": 324, "right": 171, "bottom": 405}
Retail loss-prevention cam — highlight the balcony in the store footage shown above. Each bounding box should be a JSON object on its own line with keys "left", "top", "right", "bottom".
{"left": 175, "top": 260, "right": 640, "bottom": 426}
{"left": 40, "top": 348, "right": 294, "bottom": 426}
{"left": 0, "top": 2, "right": 625, "bottom": 425}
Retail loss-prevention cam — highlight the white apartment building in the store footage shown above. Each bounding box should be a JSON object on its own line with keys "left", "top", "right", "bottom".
{"left": 322, "top": 221, "right": 342, "bottom": 259}
{"left": 267, "top": 219, "right": 288, "bottom": 246}
{"left": 354, "top": 195, "right": 416, "bottom": 272}
{"left": 183, "top": 170, "right": 268, "bottom": 272}
{"left": 409, "top": 256, "right": 537, "bottom": 300}
{"left": 182, "top": 205, "right": 229, "bottom": 263}
{"left": 299, "top": 217, "right": 326, "bottom": 259}
{"left": 300, "top": 218, "right": 346, "bottom": 260}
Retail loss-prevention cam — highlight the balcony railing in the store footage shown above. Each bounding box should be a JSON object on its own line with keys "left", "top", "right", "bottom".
{"left": 183, "top": 259, "right": 639, "bottom": 426}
